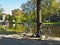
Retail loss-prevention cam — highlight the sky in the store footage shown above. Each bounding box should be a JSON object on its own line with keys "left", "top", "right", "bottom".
{"left": 0, "top": 0, "right": 28, "bottom": 15}
{"left": 0, "top": 0, "right": 60, "bottom": 15}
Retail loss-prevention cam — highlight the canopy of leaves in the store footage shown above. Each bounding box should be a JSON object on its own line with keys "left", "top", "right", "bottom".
{"left": 21, "top": 0, "right": 37, "bottom": 24}
{"left": 41, "top": 0, "right": 60, "bottom": 21}
{"left": 0, "top": 5, "right": 4, "bottom": 17}
{"left": 21, "top": 0, "right": 36, "bottom": 13}
{"left": 12, "top": 9, "right": 23, "bottom": 23}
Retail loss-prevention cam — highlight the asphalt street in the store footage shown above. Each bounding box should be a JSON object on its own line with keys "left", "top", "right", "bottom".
{"left": 0, "top": 35, "right": 60, "bottom": 45}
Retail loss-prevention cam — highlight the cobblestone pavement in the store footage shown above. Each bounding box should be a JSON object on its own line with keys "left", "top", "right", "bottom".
{"left": 0, "top": 34, "right": 60, "bottom": 45}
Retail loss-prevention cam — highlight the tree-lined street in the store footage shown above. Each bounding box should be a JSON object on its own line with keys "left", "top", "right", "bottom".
{"left": 0, "top": 0, "right": 60, "bottom": 45}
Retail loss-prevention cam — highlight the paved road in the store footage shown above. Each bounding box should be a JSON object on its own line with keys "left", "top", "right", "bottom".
{"left": 0, "top": 35, "right": 60, "bottom": 45}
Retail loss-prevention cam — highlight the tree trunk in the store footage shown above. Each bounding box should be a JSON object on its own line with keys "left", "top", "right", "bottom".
{"left": 36, "top": 0, "right": 42, "bottom": 37}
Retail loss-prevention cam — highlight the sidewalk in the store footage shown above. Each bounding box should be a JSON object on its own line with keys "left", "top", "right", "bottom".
{"left": 47, "top": 37, "right": 60, "bottom": 41}
{"left": 0, "top": 34, "right": 23, "bottom": 39}
{"left": 0, "top": 34, "right": 60, "bottom": 41}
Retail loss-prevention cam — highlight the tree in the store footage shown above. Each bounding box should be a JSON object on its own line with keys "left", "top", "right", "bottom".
{"left": 41, "top": 0, "right": 60, "bottom": 22}
{"left": 21, "top": 0, "right": 60, "bottom": 36}
{"left": 0, "top": 5, "right": 4, "bottom": 18}
{"left": 21, "top": 0, "right": 37, "bottom": 25}
{"left": 21, "top": 0, "right": 36, "bottom": 13}
{"left": 12, "top": 9, "right": 23, "bottom": 23}
{"left": 21, "top": 0, "right": 60, "bottom": 22}
{"left": 5, "top": 14, "right": 12, "bottom": 21}
{"left": 21, "top": 0, "right": 41, "bottom": 36}
{"left": 12, "top": 9, "right": 23, "bottom": 32}
{"left": 0, "top": 5, "right": 4, "bottom": 13}
{"left": 36, "top": 0, "right": 41, "bottom": 37}
{"left": 5, "top": 14, "right": 13, "bottom": 29}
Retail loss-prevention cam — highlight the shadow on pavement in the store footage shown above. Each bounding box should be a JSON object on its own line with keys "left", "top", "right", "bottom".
{"left": 0, "top": 37, "right": 60, "bottom": 45}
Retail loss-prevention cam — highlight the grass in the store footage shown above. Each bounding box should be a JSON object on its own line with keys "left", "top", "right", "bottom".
{"left": 43, "top": 22, "right": 60, "bottom": 24}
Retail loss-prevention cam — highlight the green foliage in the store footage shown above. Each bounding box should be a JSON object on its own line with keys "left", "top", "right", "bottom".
{"left": 12, "top": 9, "right": 23, "bottom": 23}
{"left": 41, "top": 0, "right": 60, "bottom": 21}
{"left": 0, "top": 0, "right": 60, "bottom": 36}
{"left": 21, "top": 0, "right": 60, "bottom": 37}
{"left": 43, "top": 22, "right": 60, "bottom": 24}
{"left": 5, "top": 14, "right": 13, "bottom": 29}
{"left": 0, "top": 8, "right": 4, "bottom": 13}
{"left": 0, "top": 28, "right": 17, "bottom": 34}
{"left": 21, "top": 0, "right": 36, "bottom": 13}
{"left": 5, "top": 14, "right": 13, "bottom": 21}
{"left": 12, "top": 9, "right": 24, "bottom": 32}
{"left": 0, "top": 5, "right": 4, "bottom": 20}
{"left": 0, "top": 5, "right": 4, "bottom": 14}
{"left": 21, "top": 0, "right": 37, "bottom": 25}
{"left": 0, "top": 26, "right": 6, "bottom": 30}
